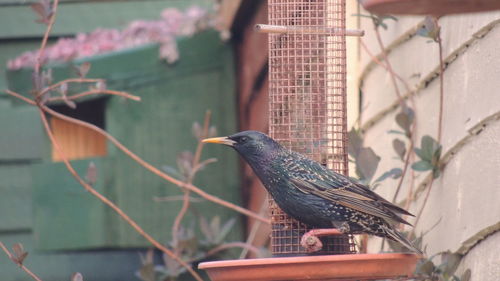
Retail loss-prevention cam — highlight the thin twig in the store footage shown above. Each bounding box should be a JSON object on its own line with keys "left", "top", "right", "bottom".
{"left": 48, "top": 89, "right": 141, "bottom": 103}
{"left": 37, "top": 104, "right": 269, "bottom": 224}
{"left": 0, "top": 242, "right": 43, "bottom": 281}
{"left": 404, "top": 165, "right": 416, "bottom": 213}
{"left": 436, "top": 20, "right": 445, "bottom": 143}
{"left": 412, "top": 178, "right": 435, "bottom": 231}
{"left": 373, "top": 24, "right": 403, "bottom": 101}
{"left": 153, "top": 196, "right": 204, "bottom": 203}
{"left": 360, "top": 40, "right": 411, "bottom": 93}
{"left": 364, "top": 24, "right": 419, "bottom": 210}
{"left": 38, "top": 78, "right": 105, "bottom": 98}
{"left": 36, "top": 108, "right": 203, "bottom": 281}
{"left": 202, "top": 242, "right": 260, "bottom": 259}
{"left": 412, "top": 18, "right": 445, "bottom": 232}
{"left": 34, "top": 0, "right": 59, "bottom": 75}
{"left": 239, "top": 200, "right": 268, "bottom": 259}
{"left": 5, "top": 88, "right": 269, "bottom": 224}
{"left": 4, "top": 89, "right": 36, "bottom": 105}
{"left": 172, "top": 111, "right": 211, "bottom": 250}
{"left": 368, "top": 21, "right": 422, "bottom": 253}
{"left": 391, "top": 131, "right": 414, "bottom": 202}
{"left": 8, "top": 88, "right": 269, "bottom": 223}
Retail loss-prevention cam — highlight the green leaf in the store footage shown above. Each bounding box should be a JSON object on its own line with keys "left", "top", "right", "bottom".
{"left": 412, "top": 160, "right": 433, "bottom": 171}
{"left": 441, "top": 251, "right": 462, "bottom": 277}
{"left": 387, "top": 237, "right": 406, "bottom": 252}
{"left": 421, "top": 136, "right": 435, "bottom": 161}
{"left": 351, "top": 13, "right": 376, "bottom": 20}
{"left": 374, "top": 168, "right": 403, "bottom": 183}
{"left": 177, "top": 234, "right": 199, "bottom": 257}
{"left": 413, "top": 234, "right": 423, "bottom": 251}
{"left": 388, "top": 129, "right": 406, "bottom": 135}
{"left": 395, "top": 107, "right": 414, "bottom": 137}
{"left": 215, "top": 218, "right": 236, "bottom": 244}
{"left": 11, "top": 243, "right": 28, "bottom": 265}
{"left": 461, "top": 269, "right": 471, "bottom": 281}
{"left": 432, "top": 167, "right": 441, "bottom": 179}
{"left": 161, "top": 165, "right": 184, "bottom": 181}
{"left": 417, "top": 16, "right": 440, "bottom": 42}
{"left": 417, "top": 135, "right": 441, "bottom": 162}
{"left": 348, "top": 128, "right": 363, "bottom": 159}
{"left": 352, "top": 13, "right": 398, "bottom": 30}
{"left": 199, "top": 216, "right": 214, "bottom": 242}
{"left": 414, "top": 147, "right": 426, "bottom": 161}
{"left": 433, "top": 145, "right": 443, "bottom": 166}
{"left": 210, "top": 216, "right": 221, "bottom": 235}
{"left": 138, "top": 250, "right": 155, "bottom": 281}
{"left": 415, "top": 259, "right": 435, "bottom": 276}
{"left": 138, "top": 264, "right": 155, "bottom": 281}
{"left": 356, "top": 147, "right": 381, "bottom": 182}
{"left": 393, "top": 138, "right": 406, "bottom": 161}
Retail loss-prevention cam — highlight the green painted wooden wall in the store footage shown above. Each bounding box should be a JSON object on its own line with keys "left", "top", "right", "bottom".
{"left": 0, "top": 1, "right": 240, "bottom": 280}
{"left": 19, "top": 31, "right": 243, "bottom": 250}
{"left": 0, "top": 0, "right": 212, "bottom": 89}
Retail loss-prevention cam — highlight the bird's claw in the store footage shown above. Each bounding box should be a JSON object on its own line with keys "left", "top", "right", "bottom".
{"left": 300, "top": 232, "right": 323, "bottom": 253}
{"left": 300, "top": 228, "right": 343, "bottom": 253}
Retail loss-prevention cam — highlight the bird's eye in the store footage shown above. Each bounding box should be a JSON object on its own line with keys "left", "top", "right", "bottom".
{"left": 239, "top": 136, "right": 248, "bottom": 143}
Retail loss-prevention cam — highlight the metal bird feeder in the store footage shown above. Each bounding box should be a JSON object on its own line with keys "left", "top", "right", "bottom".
{"left": 200, "top": 0, "right": 421, "bottom": 279}
{"left": 265, "top": 0, "right": 355, "bottom": 256}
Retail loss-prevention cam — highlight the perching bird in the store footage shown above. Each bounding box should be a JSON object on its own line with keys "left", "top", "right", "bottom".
{"left": 203, "top": 130, "right": 421, "bottom": 254}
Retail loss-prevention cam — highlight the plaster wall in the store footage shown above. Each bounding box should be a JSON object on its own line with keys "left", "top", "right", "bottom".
{"left": 356, "top": 7, "right": 500, "bottom": 281}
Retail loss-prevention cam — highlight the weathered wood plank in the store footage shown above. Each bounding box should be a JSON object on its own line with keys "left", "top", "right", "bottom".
{"left": 0, "top": 164, "right": 33, "bottom": 231}
{"left": 0, "top": 106, "right": 45, "bottom": 161}
{"left": 32, "top": 157, "right": 111, "bottom": 250}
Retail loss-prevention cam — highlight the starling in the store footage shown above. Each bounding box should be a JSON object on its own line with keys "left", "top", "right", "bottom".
{"left": 203, "top": 131, "right": 421, "bottom": 254}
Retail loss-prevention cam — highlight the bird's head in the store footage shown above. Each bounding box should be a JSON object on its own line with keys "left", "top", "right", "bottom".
{"left": 202, "top": 131, "right": 281, "bottom": 162}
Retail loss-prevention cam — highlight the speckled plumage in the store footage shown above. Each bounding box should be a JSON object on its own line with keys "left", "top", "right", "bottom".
{"left": 203, "top": 131, "right": 421, "bottom": 253}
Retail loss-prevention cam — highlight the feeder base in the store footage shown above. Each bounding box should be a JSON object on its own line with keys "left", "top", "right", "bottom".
{"left": 199, "top": 253, "right": 421, "bottom": 281}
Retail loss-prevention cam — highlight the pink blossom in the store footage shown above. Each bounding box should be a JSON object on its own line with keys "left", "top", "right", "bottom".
{"left": 7, "top": 5, "right": 220, "bottom": 70}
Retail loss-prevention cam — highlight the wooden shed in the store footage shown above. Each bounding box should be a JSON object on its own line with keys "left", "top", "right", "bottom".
{"left": 1, "top": 1, "right": 243, "bottom": 280}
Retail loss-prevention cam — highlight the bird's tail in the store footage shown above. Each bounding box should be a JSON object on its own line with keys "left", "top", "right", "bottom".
{"left": 382, "top": 225, "right": 423, "bottom": 254}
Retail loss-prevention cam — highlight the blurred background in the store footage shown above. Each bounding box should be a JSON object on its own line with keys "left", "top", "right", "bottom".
{"left": 1, "top": 0, "right": 499, "bottom": 280}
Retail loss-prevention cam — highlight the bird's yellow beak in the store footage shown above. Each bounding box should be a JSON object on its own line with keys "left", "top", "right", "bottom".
{"left": 202, "top": 136, "right": 236, "bottom": 146}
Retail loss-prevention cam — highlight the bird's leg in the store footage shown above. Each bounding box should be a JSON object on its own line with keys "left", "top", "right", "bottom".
{"left": 300, "top": 228, "right": 343, "bottom": 253}
{"left": 332, "top": 221, "right": 351, "bottom": 234}
{"left": 339, "top": 222, "right": 351, "bottom": 234}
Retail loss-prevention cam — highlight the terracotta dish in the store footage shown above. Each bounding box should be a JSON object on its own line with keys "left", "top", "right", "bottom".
{"left": 199, "top": 253, "right": 421, "bottom": 281}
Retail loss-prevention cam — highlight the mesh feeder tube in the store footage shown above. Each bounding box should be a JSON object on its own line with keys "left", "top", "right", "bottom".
{"left": 266, "top": 0, "right": 356, "bottom": 256}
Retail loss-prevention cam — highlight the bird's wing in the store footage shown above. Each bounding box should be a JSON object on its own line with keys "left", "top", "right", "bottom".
{"left": 280, "top": 152, "right": 412, "bottom": 225}
{"left": 290, "top": 177, "right": 408, "bottom": 224}
{"left": 332, "top": 179, "right": 414, "bottom": 216}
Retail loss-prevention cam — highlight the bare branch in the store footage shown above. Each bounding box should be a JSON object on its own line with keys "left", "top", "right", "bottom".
{"left": 201, "top": 242, "right": 261, "bottom": 260}
{"left": 36, "top": 108, "right": 203, "bottom": 281}
{"left": 34, "top": 0, "right": 59, "bottom": 75}
{"left": 172, "top": 111, "right": 211, "bottom": 250}
{"left": 0, "top": 242, "right": 43, "bottom": 281}
{"left": 4, "top": 89, "right": 37, "bottom": 105}
{"left": 38, "top": 78, "right": 105, "bottom": 98}
{"left": 47, "top": 89, "right": 141, "bottom": 103}
{"left": 40, "top": 104, "right": 269, "bottom": 224}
